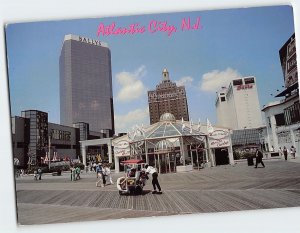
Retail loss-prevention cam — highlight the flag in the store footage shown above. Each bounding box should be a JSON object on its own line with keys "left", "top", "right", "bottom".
{"left": 197, "top": 118, "right": 201, "bottom": 131}
{"left": 181, "top": 117, "right": 185, "bottom": 131}
{"left": 190, "top": 119, "right": 193, "bottom": 134}
{"left": 207, "top": 118, "right": 214, "bottom": 134}
{"left": 127, "top": 131, "right": 131, "bottom": 140}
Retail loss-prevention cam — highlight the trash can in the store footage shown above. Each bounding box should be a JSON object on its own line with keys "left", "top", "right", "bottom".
{"left": 247, "top": 157, "right": 254, "bottom": 166}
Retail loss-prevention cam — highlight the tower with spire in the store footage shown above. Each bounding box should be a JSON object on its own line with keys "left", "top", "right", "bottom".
{"left": 148, "top": 68, "right": 189, "bottom": 124}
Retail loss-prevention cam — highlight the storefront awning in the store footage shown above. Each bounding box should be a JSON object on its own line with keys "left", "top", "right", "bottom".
{"left": 120, "top": 159, "right": 144, "bottom": 164}
{"left": 275, "top": 82, "right": 298, "bottom": 97}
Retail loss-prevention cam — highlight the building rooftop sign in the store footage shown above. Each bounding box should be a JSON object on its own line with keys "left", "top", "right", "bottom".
{"left": 64, "top": 34, "right": 109, "bottom": 48}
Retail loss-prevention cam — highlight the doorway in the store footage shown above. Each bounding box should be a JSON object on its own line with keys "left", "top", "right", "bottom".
{"left": 214, "top": 148, "right": 229, "bottom": 165}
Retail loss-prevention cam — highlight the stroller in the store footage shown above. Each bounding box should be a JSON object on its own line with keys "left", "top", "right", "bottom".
{"left": 116, "top": 159, "right": 148, "bottom": 195}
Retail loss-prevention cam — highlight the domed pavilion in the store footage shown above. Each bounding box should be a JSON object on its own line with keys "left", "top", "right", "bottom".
{"left": 112, "top": 113, "right": 234, "bottom": 173}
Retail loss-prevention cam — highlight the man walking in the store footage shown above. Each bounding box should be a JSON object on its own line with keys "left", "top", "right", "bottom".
{"left": 145, "top": 164, "right": 162, "bottom": 194}
{"left": 37, "top": 168, "right": 42, "bottom": 180}
{"left": 255, "top": 149, "right": 265, "bottom": 168}
{"left": 283, "top": 146, "right": 288, "bottom": 161}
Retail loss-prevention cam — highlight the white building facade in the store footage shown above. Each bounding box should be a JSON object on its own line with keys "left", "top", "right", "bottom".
{"left": 262, "top": 33, "right": 299, "bottom": 154}
{"left": 216, "top": 77, "right": 263, "bottom": 130}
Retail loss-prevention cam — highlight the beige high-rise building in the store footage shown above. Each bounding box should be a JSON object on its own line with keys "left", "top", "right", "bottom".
{"left": 148, "top": 69, "right": 189, "bottom": 124}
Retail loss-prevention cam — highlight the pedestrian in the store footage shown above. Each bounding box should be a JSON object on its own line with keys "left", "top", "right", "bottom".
{"left": 103, "top": 164, "right": 114, "bottom": 185}
{"left": 70, "top": 166, "right": 74, "bottom": 181}
{"left": 75, "top": 166, "right": 81, "bottom": 180}
{"left": 278, "top": 147, "right": 283, "bottom": 158}
{"left": 33, "top": 169, "right": 38, "bottom": 180}
{"left": 72, "top": 167, "right": 76, "bottom": 181}
{"left": 255, "top": 149, "right": 265, "bottom": 168}
{"left": 37, "top": 168, "right": 42, "bottom": 180}
{"left": 96, "top": 166, "right": 104, "bottom": 187}
{"left": 283, "top": 146, "right": 288, "bottom": 161}
{"left": 20, "top": 169, "right": 24, "bottom": 177}
{"left": 95, "top": 163, "right": 103, "bottom": 178}
{"left": 145, "top": 164, "right": 162, "bottom": 194}
{"left": 290, "top": 146, "right": 296, "bottom": 159}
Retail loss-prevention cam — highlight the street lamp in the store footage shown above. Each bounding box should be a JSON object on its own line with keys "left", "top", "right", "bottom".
{"left": 243, "top": 126, "right": 247, "bottom": 149}
{"left": 48, "top": 134, "right": 51, "bottom": 170}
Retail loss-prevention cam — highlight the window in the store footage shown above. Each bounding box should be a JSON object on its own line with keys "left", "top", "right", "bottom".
{"left": 274, "top": 113, "right": 285, "bottom": 126}
{"left": 244, "top": 77, "right": 255, "bottom": 84}
{"left": 284, "top": 102, "right": 300, "bottom": 125}
{"left": 220, "top": 97, "right": 226, "bottom": 102}
{"left": 233, "top": 79, "right": 243, "bottom": 86}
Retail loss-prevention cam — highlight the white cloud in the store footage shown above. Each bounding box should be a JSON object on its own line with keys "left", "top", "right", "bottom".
{"left": 175, "top": 76, "right": 194, "bottom": 87}
{"left": 200, "top": 67, "right": 242, "bottom": 92}
{"left": 114, "top": 107, "right": 149, "bottom": 133}
{"left": 116, "top": 66, "right": 147, "bottom": 102}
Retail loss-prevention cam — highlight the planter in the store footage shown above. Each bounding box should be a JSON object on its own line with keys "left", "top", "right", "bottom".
{"left": 176, "top": 165, "right": 193, "bottom": 172}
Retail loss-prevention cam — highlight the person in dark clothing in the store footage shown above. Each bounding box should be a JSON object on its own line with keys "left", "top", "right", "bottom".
{"left": 145, "top": 164, "right": 162, "bottom": 193}
{"left": 255, "top": 149, "right": 265, "bottom": 168}
{"left": 283, "top": 146, "right": 288, "bottom": 161}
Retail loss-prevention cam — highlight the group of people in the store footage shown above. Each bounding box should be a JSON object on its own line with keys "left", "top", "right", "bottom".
{"left": 254, "top": 145, "right": 297, "bottom": 168}
{"left": 278, "top": 146, "right": 297, "bottom": 160}
{"left": 70, "top": 166, "right": 81, "bottom": 181}
{"left": 33, "top": 168, "right": 43, "bottom": 180}
{"left": 95, "top": 163, "right": 114, "bottom": 187}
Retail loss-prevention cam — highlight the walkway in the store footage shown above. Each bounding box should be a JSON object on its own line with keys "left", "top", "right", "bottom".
{"left": 15, "top": 158, "right": 300, "bottom": 225}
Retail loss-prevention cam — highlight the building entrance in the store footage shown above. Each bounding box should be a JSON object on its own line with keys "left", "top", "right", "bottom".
{"left": 214, "top": 148, "right": 229, "bottom": 165}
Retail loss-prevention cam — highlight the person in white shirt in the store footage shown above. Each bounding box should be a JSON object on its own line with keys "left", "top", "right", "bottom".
{"left": 103, "top": 164, "right": 114, "bottom": 185}
{"left": 145, "top": 164, "right": 162, "bottom": 193}
{"left": 290, "top": 146, "right": 296, "bottom": 159}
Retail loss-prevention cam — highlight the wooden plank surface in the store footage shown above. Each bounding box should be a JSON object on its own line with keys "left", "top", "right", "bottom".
{"left": 15, "top": 159, "right": 300, "bottom": 225}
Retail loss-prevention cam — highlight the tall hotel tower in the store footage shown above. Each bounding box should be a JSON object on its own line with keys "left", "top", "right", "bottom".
{"left": 60, "top": 35, "right": 114, "bottom": 136}
{"left": 148, "top": 69, "right": 189, "bottom": 124}
{"left": 215, "top": 76, "right": 263, "bottom": 130}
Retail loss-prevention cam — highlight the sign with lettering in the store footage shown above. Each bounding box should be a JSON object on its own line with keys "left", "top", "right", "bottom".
{"left": 64, "top": 34, "right": 108, "bottom": 48}
{"left": 209, "top": 139, "right": 230, "bottom": 148}
{"left": 114, "top": 140, "right": 130, "bottom": 157}
{"left": 208, "top": 129, "right": 231, "bottom": 148}
{"left": 79, "top": 36, "right": 101, "bottom": 46}
{"left": 236, "top": 84, "right": 253, "bottom": 91}
{"left": 208, "top": 130, "right": 229, "bottom": 140}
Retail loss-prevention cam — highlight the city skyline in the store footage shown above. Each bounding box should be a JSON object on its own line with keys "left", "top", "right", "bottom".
{"left": 5, "top": 6, "right": 295, "bottom": 134}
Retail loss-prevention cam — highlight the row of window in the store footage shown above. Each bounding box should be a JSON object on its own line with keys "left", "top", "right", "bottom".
{"left": 232, "top": 77, "right": 255, "bottom": 86}
{"left": 284, "top": 101, "right": 300, "bottom": 125}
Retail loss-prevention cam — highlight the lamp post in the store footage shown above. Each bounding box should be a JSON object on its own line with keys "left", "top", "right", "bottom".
{"left": 48, "top": 134, "right": 51, "bottom": 170}
{"left": 243, "top": 126, "right": 247, "bottom": 149}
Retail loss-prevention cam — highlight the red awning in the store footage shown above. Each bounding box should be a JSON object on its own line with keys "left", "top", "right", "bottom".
{"left": 120, "top": 159, "right": 144, "bottom": 165}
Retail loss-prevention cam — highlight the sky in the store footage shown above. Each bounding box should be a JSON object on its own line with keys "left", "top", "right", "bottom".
{"left": 5, "top": 5, "right": 295, "bottom": 134}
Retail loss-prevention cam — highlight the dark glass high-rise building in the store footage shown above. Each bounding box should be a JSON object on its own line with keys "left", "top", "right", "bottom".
{"left": 60, "top": 35, "right": 115, "bottom": 136}
{"left": 148, "top": 69, "right": 189, "bottom": 124}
